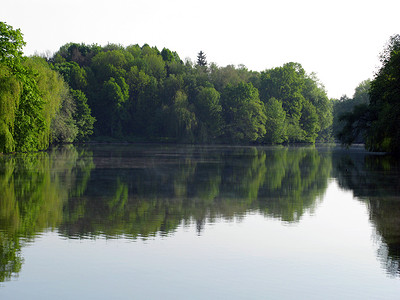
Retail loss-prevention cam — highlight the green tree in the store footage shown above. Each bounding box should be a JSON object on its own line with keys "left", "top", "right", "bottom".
{"left": 50, "top": 91, "right": 77, "bottom": 144}
{"left": 70, "top": 89, "right": 95, "bottom": 141}
{"left": 165, "top": 90, "right": 197, "bottom": 142}
{"left": 300, "top": 100, "right": 319, "bottom": 142}
{"left": 209, "top": 64, "right": 255, "bottom": 92}
{"left": 332, "top": 80, "right": 370, "bottom": 141}
{"left": 195, "top": 87, "right": 224, "bottom": 141}
{"left": 23, "top": 57, "right": 73, "bottom": 147}
{"left": 142, "top": 54, "right": 166, "bottom": 80}
{"left": 264, "top": 97, "right": 287, "bottom": 144}
{"left": 197, "top": 51, "right": 207, "bottom": 67}
{"left": 338, "top": 35, "right": 400, "bottom": 153}
{"left": 259, "top": 63, "right": 306, "bottom": 142}
{"left": 367, "top": 34, "right": 400, "bottom": 153}
{"left": 91, "top": 50, "right": 130, "bottom": 83}
{"left": 302, "top": 74, "right": 333, "bottom": 141}
{"left": 0, "top": 22, "right": 45, "bottom": 152}
{"left": 0, "top": 65, "right": 20, "bottom": 153}
{"left": 0, "top": 22, "right": 25, "bottom": 69}
{"left": 161, "top": 47, "right": 175, "bottom": 62}
{"left": 53, "top": 61, "right": 88, "bottom": 91}
{"left": 337, "top": 103, "right": 369, "bottom": 146}
{"left": 222, "top": 82, "right": 266, "bottom": 143}
{"left": 13, "top": 65, "right": 45, "bottom": 152}
{"left": 100, "top": 77, "right": 129, "bottom": 137}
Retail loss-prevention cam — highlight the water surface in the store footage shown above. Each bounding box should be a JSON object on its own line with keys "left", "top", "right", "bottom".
{"left": 0, "top": 144, "right": 399, "bottom": 299}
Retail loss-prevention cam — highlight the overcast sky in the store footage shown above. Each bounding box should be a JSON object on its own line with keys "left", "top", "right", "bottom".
{"left": 1, "top": 0, "right": 399, "bottom": 99}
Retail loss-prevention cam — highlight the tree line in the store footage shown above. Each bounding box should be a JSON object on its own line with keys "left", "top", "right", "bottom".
{"left": 50, "top": 41, "right": 333, "bottom": 144}
{"left": 336, "top": 34, "right": 400, "bottom": 154}
{"left": 2, "top": 21, "right": 398, "bottom": 154}
{"left": 1, "top": 21, "right": 334, "bottom": 153}
{"left": 0, "top": 22, "right": 95, "bottom": 153}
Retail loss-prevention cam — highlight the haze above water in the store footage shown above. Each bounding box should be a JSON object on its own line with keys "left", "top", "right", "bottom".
{"left": 0, "top": 144, "right": 399, "bottom": 299}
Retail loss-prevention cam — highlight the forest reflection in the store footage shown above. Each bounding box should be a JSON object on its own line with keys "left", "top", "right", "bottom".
{"left": 332, "top": 150, "right": 400, "bottom": 277}
{"left": 58, "top": 145, "right": 331, "bottom": 239}
{"left": 0, "top": 144, "right": 399, "bottom": 281}
{"left": 0, "top": 145, "right": 94, "bottom": 281}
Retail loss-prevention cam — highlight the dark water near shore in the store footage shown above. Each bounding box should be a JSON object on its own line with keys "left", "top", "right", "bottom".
{"left": 0, "top": 144, "right": 399, "bottom": 299}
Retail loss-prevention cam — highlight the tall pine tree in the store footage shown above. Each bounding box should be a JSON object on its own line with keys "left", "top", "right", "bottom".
{"left": 197, "top": 51, "right": 207, "bottom": 67}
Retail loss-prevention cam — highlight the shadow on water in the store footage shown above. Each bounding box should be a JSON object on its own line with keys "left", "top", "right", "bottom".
{"left": 0, "top": 143, "right": 399, "bottom": 280}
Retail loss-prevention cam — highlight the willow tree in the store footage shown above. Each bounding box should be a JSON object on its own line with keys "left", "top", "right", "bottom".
{"left": 0, "top": 22, "right": 45, "bottom": 152}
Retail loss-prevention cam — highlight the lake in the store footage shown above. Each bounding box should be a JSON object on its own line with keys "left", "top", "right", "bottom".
{"left": 0, "top": 144, "right": 399, "bottom": 299}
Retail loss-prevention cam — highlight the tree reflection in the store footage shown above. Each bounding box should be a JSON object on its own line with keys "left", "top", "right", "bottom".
{"left": 56, "top": 145, "right": 331, "bottom": 239}
{"left": 0, "top": 144, "right": 332, "bottom": 281}
{"left": 333, "top": 151, "right": 400, "bottom": 277}
{"left": 1, "top": 144, "right": 399, "bottom": 282}
{"left": 0, "top": 145, "right": 94, "bottom": 281}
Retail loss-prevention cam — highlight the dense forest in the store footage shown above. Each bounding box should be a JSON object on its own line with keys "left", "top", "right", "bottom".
{"left": 1, "top": 21, "right": 399, "bottom": 154}
{"left": 1, "top": 21, "right": 333, "bottom": 153}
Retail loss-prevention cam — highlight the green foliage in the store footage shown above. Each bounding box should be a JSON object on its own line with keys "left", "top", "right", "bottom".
{"left": 337, "top": 104, "right": 369, "bottom": 146}
{"left": 48, "top": 40, "right": 334, "bottom": 145}
{"left": 142, "top": 54, "right": 166, "bottom": 80}
{"left": 161, "top": 47, "right": 175, "bottom": 62}
{"left": 222, "top": 82, "right": 266, "bottom": 142}
{"left": 164, "top": 90, "right": 197, "bottom": 142}
{"left": 1, "top": 21, "right": 339, "bottom": 149}
{"left": 338, "top": 35, "right": 400, "bottom": 154}
{"left": 70, "top": 89, "right": 95, "bottom": 141}
{"left": 51, "top": 91, "right": 77, "bottom": 144}
{"left": 0, "top": 22, "right": 46, "bottom": 152}
{"left": 367, "top": 35, "right": 400, "bottom": 153}
{"left": 52, "top": 61, "right": 88, "bottom": 91}
{"left": 259, "top": 63, "right": 331, "bottom": 143}
{"left": 0, "top": 22, "right": 95, "bottom": 153}
{"left": 101, "top": 77, "right": 129, "bottom": 137}
{"left": 300, "top": 100, "right": 319, "bottom": 142}
{"left": 13, "top": 66, "right": 46, "bottom": 152}
{"left": 47, "top": 41, "right": 332, "bottom": 145}
{"left": 260, "top": 62, "right": 305, "bottom": 120}
{"left": 0, "top": 22, "right": 25, "bottom": 69}
{"left": 302, "top": 74, "right": 333, "bottom": 141}
{"left": 195, "top": 87, "right": 223, "bottom": 141}
{"left": 264, "top": 97, "right": 287, "bottom": 144}
{"left": 0, "top": 65, "right": 20, "bottom": 153}
{"left": 332, "top": 80, "right": 370, "bottom": 141}
{"left": 53, "top": 42, "right": 101, "bottom": 66}
{"left": 23, "top": 57, "right": 71, "bottom": 147}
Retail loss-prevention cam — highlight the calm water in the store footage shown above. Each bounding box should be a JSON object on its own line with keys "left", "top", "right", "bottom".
{"left": 0, "top": 144, "right": 399, "bottom": 299}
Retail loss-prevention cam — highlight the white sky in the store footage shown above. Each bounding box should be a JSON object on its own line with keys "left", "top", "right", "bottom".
{"left": 1, "top": 0, "right": 399, "bottom": 99}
